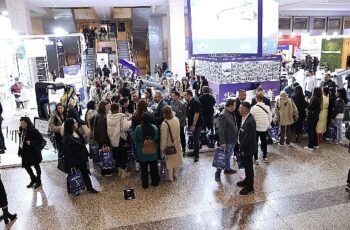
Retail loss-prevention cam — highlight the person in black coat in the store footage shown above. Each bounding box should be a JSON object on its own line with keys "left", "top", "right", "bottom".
{"left": 233, "top": 89, "right": 247, "bottom": 169}
{"left": 291, "top": 86, "right": 306, "bottom": 143}
{"left": 305, "top": 87, "right": 322, "bottom": 150}
{"left": 18, "top": 117, "right": 45, "bottom": 189}
{"left": 102, "top": 64, "right": 110, "bottom": 78}
{"left": 0, "top": 178, "right": 17, "bottom": 224}
{"left": 0, "top": 102, "right": 5, "bottom": 153}
{"left": 199, "top": 86, "right": 216, "bottom": 133}
{"left": 62, "top": 118, "right": 98, "bottom": 194}
{"left": 93, "top": 101, "right": 110, "bottom": 148}
{"left": 237, "top": 102, "right": 256, "bottom": 195}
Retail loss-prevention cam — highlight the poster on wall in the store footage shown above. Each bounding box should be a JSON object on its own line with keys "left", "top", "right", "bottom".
{"left": 195, "top": 60, "right": 280, "bottom": 84}
{"left": 262, "top": 0, "right": 278, "bottom": 54}
{"left": 301, "top": 36, "right": 322, "bottom": 59}
{"left": 189, "top": 0, "right": 259, "bottom": 55}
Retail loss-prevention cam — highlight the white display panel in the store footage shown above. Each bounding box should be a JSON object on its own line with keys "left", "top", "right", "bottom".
{"left": 262, "top": 0, "right": 278, "bottom": 54}
{"left": 24, "top": 39, "right": 47, "bottom": 57}
{"left": 190, "top": 0, "right": 259, "bottom": 55}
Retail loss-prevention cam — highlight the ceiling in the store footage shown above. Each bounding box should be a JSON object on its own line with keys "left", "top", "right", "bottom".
{"left": 26, "top": 0, "right": 165, "bottom": 8}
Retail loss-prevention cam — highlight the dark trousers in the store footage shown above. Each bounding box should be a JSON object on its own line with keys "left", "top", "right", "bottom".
{"left": 112, "top": 139, "right": 128, "bottom": 170}
{"left": 0, "top": 179, "right": 8, "bottom": 208}
{"left": 241, "top": 153, "right": 254, "bottom": 188}
{"left": 202, "top": 114, "right": 214, "bottom": 133}
{"left": 234, "top": 143, "right": 243, "bottom": 168}
{"left": 307, "top": 116, "right": 319, "bottom": 148}
{"left": 280, "top": 125, "right": 292, "bottom": 145}
{"left": 255, "top": 131, "right": 267, "bottom": 160}
{"left": 15, "top": 100, "right": 24, "bottom": 109}
{"left": 0, "top": 119, "right": 5, "bottom": 150}
{"left": 140, "top": 161, "right": 160, "bottom": 187}
{"left": 180, "top": 126, "right": 186, "bottom": 153}
{"left": 24, "top": 164, "right": 41, "bottom": 181}
{"left": 193, "top": 127, "right": 201, "bottom": 158}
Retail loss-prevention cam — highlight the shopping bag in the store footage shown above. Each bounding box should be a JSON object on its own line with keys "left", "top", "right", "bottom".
{"left": 326, "top": 120, "right": 337, "bottom": 142}
{"left": 99, "top": 150, "right": 113, "bottom": 170}
{"left": 212, "top": 148, "right": 226, "bottom": 170}
{"left": 89, "top": 144, "right": 100, "bottom": 163}
{"left": 159, "top": 158, "right": 168, "bottom": 181}
{"left": 67, "top": 169, "right": 85, "bottom": 195}
{"left": 267, "top": 125, "right": 279, "bottom": 144}
{"left": 187, "top": 132, "right": 193, "bottom": 150}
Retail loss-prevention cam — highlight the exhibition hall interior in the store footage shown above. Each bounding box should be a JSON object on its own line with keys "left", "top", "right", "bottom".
{"left": 1, "top": 0, "right": 350, "bottom": 229}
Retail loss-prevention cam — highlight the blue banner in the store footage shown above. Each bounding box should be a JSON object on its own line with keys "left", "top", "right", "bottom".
{"left": 63, "top": 65, "right": 81, "bottom": 75}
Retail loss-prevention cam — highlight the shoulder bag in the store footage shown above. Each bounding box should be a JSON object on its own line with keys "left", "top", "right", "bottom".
{"left": 163, "top": 121, "right": 177, "bottom": 155}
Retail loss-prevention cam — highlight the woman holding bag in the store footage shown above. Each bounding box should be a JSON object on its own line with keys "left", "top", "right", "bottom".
{"left": 18, "top": 117, "right": 45, "bottom": 189}
{"left": 61, "top": 118, "right": 98, "bottom": 194}
{"left": 160, "top": 106, "right": 184, "bottom": 182}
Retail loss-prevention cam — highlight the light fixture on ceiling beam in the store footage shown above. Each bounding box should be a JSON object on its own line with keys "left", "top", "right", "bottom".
{"left": 1, "top": 11, "right": 8, "bottom": 16}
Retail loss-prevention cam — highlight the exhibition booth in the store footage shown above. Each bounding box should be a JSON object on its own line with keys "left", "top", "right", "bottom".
{"left": 187, "top": 0, "right": 281, "bottom": 103}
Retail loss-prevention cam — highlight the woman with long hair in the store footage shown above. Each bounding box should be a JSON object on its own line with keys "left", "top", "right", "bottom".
{"left": 291, "top": 86, "right": 307, "bottom": 143}
{"left": 174, "top": 80, "right": 181, "bottom": 93}
{"left": 131, "top": 99, "right": 148, "bottom": 131}
{"left": 48, "top": 103, "right": 66, "bottom": 154}
{"left": 181, "top": 77, "right": 192, "bottom": 98}
{"left": 160, "top": 106, "right": 183, "bottom": 181}
{"left": 305, "top": 87, "right": 322, "bottom": 150}
{"left": 144, "top": 87, "right": 154, "bottom": 106}
{"left": 62, "top": 118, "right": 98, "bottom": 194}
{"left": 332, "top": 88, "right": 348, "bottom": 144}
{"left": 316, "top": 87, "right": 329, "bottom": 143}
{"left": 135, "top": 112, "right": 160, "bottom": 188}
{"left": 93, "top": 101, "right": 110, "bottom": 148}
{"left": 18, "top": 117, "right": 45, "bottom": 189}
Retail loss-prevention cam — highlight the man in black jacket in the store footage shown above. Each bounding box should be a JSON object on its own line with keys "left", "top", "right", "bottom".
{"left": 199, "top": 86, "right": 216, "bottom": 133}
{"left": 237, "top": 102, "right": 256, "bottom": 195}
{"left": 233, "top": 89, "right": 246, "bottom": 168}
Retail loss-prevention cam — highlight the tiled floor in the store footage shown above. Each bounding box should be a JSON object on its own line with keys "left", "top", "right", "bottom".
{"left": 0, "top": 141, "right": 350, "bottom": 230}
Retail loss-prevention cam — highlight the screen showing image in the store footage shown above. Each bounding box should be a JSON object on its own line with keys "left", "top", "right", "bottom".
{"left": 190, "top": 0, "right": 259, "bottom": 55}
{"left": 262, "top": 0, "right": 278, "bottom": 54}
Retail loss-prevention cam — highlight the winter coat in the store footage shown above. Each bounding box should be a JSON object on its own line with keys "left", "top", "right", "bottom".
{"left": 93, "top": 112, "right": 110, "bottom": 145}
{"left": 18, "top": 128, "right": 44, "bottom": 168}
{"left": 170, "top": 100, "right": 187, "bottom": 127}
{"left": 160, "top": 117, "right": 183, "bottom": 170}
{"left": 107, "top": 112, "right": 131, "bottom": 147}
{"left": 218, "top": 108, "right": 238, "bottom": 145}
{"left": 61, "top": 134, "right": 89, "bottom": 171}
{"left": 332, "top": 97, "right": 346, "bottom": 119}
{"left": 85, "top": 109, "right": 97, "bottom": 143}
{"left": 251, "top": 102, "right": 272, "bottom": 132}
{"left": 199, "top": 94, "right": 216, "bottom": 115}
{"left": 316, "top": 95, "right": 329, "bottom": 133}
{"left": 135, "top": 124, "right": 159, "bottom": 162}
{"left": 48, "top": 111, "right": 65, "bottom": 134}
{"left": 275, "top": 92, "right": 299, "bottom": 126}
{"left": 60, "top": 123, "right": 91, "bottom": 144}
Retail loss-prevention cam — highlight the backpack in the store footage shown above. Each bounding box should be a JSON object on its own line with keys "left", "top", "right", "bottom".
{"left": 142, "top": 137, "right": 156, "bottom": 155}
{"left": 141, "top": 125, "right": 156, "bottom": 155}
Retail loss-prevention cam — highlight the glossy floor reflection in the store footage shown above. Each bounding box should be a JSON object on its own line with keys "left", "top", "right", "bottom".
{"left": 0, "top": 141, "right": 350, "bottom": 230}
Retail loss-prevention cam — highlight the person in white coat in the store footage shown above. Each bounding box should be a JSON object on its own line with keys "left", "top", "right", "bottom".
{"left": 107, "top": 103, "right": 131, "bottom": 178}
{"left": 160, "top": 106, "right": 184, "bottom": 182}
{"left": 251, "top": 93, "right": 272, "bottom": 164}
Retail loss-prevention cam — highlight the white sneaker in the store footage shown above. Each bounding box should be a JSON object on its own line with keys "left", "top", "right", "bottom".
{"left": 135, "top": 162, "right": 140, "bottom": 172}
{"left": 263, "top": 158, "right": 268, "bottom": 163}
{"left": 254, "top": 159, "right": 259, "bottom": 165}
{"left": 304, "top": 146, "right": 314, "bottom": 151}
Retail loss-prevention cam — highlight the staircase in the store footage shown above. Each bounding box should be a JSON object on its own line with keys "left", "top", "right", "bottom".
{"left": 86, "top": 47, "right": 96, "bottom": 79}
{"left": 117, "top": 40, "right": 132, "bottom": 78}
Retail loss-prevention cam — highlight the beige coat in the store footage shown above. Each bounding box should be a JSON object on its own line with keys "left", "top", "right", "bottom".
{"left": 160, "top": 117, "right": 183, "bottom": 170}
{"left": 275, "top": 92, "right": 299, "bottom": 126}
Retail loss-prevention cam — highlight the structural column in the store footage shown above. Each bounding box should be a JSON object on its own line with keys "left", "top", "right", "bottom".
{"left": 167, "top": 0, "right": 186, "bottom": 78}
{"left": 149, "top": 16, "right": 164, "bottom": 75}
{"left": 5, "top": 0, "right": 32, "bottom": 35}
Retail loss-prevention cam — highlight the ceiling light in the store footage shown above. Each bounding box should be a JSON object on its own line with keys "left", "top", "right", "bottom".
{"left": 333, "top": 31, "right": 338, "bottom": 35}
{"left": 1, "top": 11, "right": 8, "bottom": 16}
{"left": 54, "top": 27, "right": 68, "bottom": 35}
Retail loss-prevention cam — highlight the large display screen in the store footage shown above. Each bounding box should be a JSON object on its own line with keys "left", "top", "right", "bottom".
{"left": 189, "top": 0, "right": 259, "bottom": 55}
{"left": 262, "top": 0, "right": 278, "bottom": 54}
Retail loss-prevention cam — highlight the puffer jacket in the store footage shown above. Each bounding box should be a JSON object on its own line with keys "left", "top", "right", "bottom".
{"left": 332, "top": 97, "right": 345, "bottom": 119}
{"left": 107, "top": 112, "right": 131, "bottom": 147}
{"left": 251, "top": 102, "right": 272, "bottom": 132}
{"left": 275, "top": 92, "right": 299, "bottom": 126}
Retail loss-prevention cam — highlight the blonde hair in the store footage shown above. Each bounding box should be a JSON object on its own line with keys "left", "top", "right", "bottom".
{"left": 256, "top": 93, "right": 264, "bottom": 102}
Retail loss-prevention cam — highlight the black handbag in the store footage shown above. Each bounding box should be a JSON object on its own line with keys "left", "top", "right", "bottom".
{"left": 163, "top": 121, "right": 177, "bottom": 155}
{"left": 57, "top": 155, "right": 68, "bottom": 173}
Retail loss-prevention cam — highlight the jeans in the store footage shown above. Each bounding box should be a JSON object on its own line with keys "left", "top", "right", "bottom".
{"left": 255, "top": 131, "right": 267, "bottom": 160}
{"left": 0, "top": 119, "right": 5, "bottom": 150}
{"left": 192, "top": 127, "right": 201, "bottom": 158}
{"left": 335, "top": 118, "right": 343, "bottom": 143}
{"left": 216, "top": 143, "right": 235, "bottom": 174}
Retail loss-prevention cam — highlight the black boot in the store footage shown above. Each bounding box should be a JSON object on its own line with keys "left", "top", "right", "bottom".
{"left": 26, "top": 178, "right": 36, "bottom": 188}
{"left": 34, "top": 176, "right": 41, "bottom": 189}
{"left": 2, "top": 207, "right": 17, "bottom": 224}
{"left": 87, "top": 187, "right": 98, "bottom": 193}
